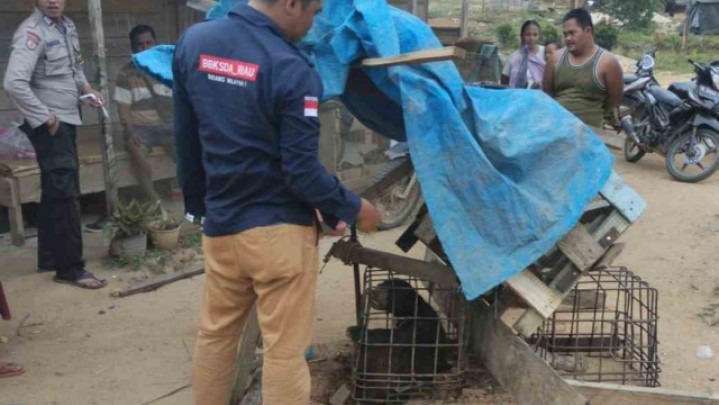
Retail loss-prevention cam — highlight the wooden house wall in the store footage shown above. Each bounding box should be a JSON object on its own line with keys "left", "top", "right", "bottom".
{"left": 0, "top": 0, "right": 203, "bottom": 143}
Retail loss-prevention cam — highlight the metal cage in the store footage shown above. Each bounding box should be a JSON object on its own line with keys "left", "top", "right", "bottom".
{"left": 351, "top": 269, "right": 466, "bottom": 403}
{"left": 530, "top": 266, "right": 661, "bottom": 387}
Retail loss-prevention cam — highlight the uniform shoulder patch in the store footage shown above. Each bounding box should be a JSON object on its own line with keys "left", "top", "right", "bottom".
{"left": 304, "top": 96, "right": 319, "bottom": 117}
{"left": 25, "top": 31, "right": 40, "bottom": 50}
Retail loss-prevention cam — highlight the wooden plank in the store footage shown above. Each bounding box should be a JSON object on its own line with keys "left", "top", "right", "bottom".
{"left": 469, "top": 300, "right": 587, "bottom": 405}
{"left": 592, "top": 243, "right": 625, "bottom": 270}
{"left": 230, "top": 306, "right": 261, "bottom": 405}
{"left": 567, "top": 380, "right": 719, "bottom": 405}
{"left": 326, "top": 239, "right": 459, "bottom": 287}
{"left": 11, "top": 152, "right": 176, "bottom": 204}
{"left": 513, "top": 309, "right": 544, "bottom": 338}
{"left": 591, "top": 210, "right": 631, "bottom": 244}
{"left": 504, "top": 271, "right": 563, "bottom": 319}
{"left": 186, "top": 0, "right": 218, "bottom": 13}
{"left": 599, "top": 171, "right": 646, "bottom": 222}
{"left": 115, "top": 267, "right": 204, "bottom": 297}
{"left": 0, "top": 0, "right": 162, "bottom": 14}
{"left": 359, "top": 46, "right": 466, "bottom": 68}
{"left": 557, "top": 224, "right": 605, "bottom": 272}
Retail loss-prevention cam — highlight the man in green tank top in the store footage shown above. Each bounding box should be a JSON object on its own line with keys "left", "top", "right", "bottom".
{"left": 543, "top": 9, "right": 623, "bottom": 128}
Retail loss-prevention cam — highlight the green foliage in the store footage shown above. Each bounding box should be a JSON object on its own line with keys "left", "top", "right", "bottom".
{"left": 542, "top": 23, "right": 561, "bottom": 45}
{"left": 103, "top": 200, "right": 160, "bottom": 243}
{"left": 603, "top": 0, "right": 656, "bottom": 30}
{"left": 594, "top": 23, "right": 619, "bottom": 51}
{"left": 496, "top": 23, "right": 516, "bottom": 48}
{"left": 179, "top": 233, "right": 202, "bottom": 248}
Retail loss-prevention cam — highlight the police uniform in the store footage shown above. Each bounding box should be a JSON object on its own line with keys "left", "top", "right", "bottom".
{"left": 173, "top": 4, "right": 361, "bottom": 405}
{"left": 4, "top": 8, "right": 88, "bottom": 281}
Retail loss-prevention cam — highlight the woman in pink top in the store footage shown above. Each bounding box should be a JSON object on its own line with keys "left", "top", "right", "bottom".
{"left": 501, "top": 20, "right": 547, "bottom": 89}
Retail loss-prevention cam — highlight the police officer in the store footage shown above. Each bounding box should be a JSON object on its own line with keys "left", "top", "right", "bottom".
{"left": 4, "top": 0, "right": 107, "bottom": 289}
{"left": 173, "top": 0, "right": 381, "bottom": 403}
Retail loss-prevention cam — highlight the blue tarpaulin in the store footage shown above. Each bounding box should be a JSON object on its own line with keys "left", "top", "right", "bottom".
{"left": 134, "top": 0, "right": 615, "bottom": 300}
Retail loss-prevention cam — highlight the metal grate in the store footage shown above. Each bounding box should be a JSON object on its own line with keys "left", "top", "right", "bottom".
{"left": 530, "top": 266, "right": 661, "bottom": 387}
{"left": 350, "top": 268, "right": 465, "bottom": 403}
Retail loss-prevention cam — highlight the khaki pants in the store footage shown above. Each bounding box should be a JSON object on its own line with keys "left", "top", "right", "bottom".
{"left": 193, "top": 224, "right": 319, "bottom": 405}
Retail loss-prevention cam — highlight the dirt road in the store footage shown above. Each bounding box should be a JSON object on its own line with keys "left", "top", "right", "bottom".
{"left": 1, "top": 151, "right": 718, "bottom": 404}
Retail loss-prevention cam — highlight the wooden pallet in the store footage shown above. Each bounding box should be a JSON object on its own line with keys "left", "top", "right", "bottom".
{"left": 397, "top": 171, "right": 645, "bottom": 337}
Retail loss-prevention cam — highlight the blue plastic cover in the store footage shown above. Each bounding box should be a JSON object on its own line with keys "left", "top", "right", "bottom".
{"left": 134, "top": 0, "right": 616, "bottom": 300}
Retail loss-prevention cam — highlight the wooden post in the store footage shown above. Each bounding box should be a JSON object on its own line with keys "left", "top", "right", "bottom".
{"left": 681, "top": 8, "right": 691, "bottom": 52}
{"left": 460, "top": 0, "right": 469, "bottom": 38}
{"left": 409, "top": 0, "right": 418, "bottom": 15}
{"left": 87, "top": 0, "right": 118, "bottom": 214}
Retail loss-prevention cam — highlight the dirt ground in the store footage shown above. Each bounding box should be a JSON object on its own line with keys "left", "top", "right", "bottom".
{"left": 1, "top": 150, "right": 719, "bottom": 404}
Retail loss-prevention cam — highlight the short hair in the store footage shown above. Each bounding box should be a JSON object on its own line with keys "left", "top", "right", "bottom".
{"left": 520, "top": 20, "right": 541, "bottom": 36}
{"left": 563, "top": 8, "right": 594, "bottom": 32}
{"left": 129, "top": 24, "right": 157, "bottom": 48}
{"left": 257, "top": 0, "right": 317, "bottom": 8}
{"left": 545, "top": 40, "right": 564, "bottom": 49}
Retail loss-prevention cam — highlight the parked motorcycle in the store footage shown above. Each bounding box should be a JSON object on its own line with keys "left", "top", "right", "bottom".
{"left": 371, "top": 141, "right": 422, "bottom": 230}
{"left": 620, "top": 51, "right": 719, "bottom": 183}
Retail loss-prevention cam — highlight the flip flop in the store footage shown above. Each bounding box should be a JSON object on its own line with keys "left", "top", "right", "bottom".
{"left": 53, "top": 271, "right": 107, "bottom": 290}
{"left": 0, "top": 362, "right": 25, "bottom": 378}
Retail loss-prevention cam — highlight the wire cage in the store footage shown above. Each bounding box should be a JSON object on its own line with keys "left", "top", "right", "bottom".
{"left": 530, "top": 266, "right": 661, "bottom": 387}
{"left": 350, "top": 268, "right": 466, "bottom": 403}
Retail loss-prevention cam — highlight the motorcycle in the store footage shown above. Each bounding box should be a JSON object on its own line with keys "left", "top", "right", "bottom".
{"left": 620, "top": 52, "right": 719, "bottom": 183}
{"left": 371, "top": 141, "right": 422, "bottom": 230}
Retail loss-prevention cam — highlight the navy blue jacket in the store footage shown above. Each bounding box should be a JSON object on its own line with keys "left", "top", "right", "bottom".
{"left": 172, "top": 4, "right": 361, "bottom": 237}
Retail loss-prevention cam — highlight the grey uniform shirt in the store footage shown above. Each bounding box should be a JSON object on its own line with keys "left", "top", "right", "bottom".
{"left": 3, "top": 8, "right": 88, "bottom": 129}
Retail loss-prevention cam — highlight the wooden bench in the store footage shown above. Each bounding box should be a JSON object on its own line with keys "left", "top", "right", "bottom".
{"left": 0, "top": 135, "right": 176, "bottom": 246}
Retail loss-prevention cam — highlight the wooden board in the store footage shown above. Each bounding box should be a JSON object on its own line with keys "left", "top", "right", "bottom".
{"left": 557, "top": 223, "right": 605, "bottom": 271}
{"left": 567, "top": 380, "right": 719, "bottom": 405}
{"left": 359, "top": 46, "right": 466, "bottom": 68}
{"left": 599, "top": 170, "right": 647, "bottom": 222}
{"left": 469, "top": 300, "right": 588, "bottom": 405}
{"left": 505, "top": 271, "right": 563, "bottom": 319}
{"left": 327, "top": 239, "right": 459, "bottom": 287}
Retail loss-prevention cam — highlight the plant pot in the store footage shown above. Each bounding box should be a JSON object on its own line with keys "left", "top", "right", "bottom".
{"left": 149, "top": 225, "right": 181, "bottom": 250}
{"left": 109, "top": 232, "right": 147, "bottom": 257}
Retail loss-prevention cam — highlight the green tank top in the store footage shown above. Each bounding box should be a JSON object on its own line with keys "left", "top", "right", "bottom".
{"left": 553, "top": 47, "right": 607, "bottom": 128}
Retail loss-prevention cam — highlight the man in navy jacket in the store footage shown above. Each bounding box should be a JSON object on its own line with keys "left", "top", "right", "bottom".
{"left": 172, "top": 0, "right": 381, "bottom": 403}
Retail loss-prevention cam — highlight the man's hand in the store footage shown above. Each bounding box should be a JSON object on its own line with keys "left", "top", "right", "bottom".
{"left": 356, "top": 198, "right": 381, "bottom": 233}
{"left": 81, "top": 87, "right": 104, "bottom": 108}
{"left": 46, "top": 115, "right": 60, "bottom": 136}
{"left": 315, "top": 210, "right": 347, "bottom": 237}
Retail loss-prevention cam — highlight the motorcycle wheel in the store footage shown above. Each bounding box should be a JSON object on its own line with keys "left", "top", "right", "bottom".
{"left": 371, "top": 158, "right": 422, "bottom": 230}
{"left": 665, "top": 128, "right": 719, "bottom": 183}
{"left": 624, "top": 137, "right": 646, "bottom": 163}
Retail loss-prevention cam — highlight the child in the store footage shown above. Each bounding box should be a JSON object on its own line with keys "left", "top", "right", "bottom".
{"left": 545, "top": 40, "right": 565, "bottom": 61}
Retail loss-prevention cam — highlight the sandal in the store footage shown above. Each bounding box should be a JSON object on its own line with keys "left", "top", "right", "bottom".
{"left": 53, "top": 271, "right": 107, "bottom": 290}
{"left": 0, "top": 362, "right": 25, "bottom": 378}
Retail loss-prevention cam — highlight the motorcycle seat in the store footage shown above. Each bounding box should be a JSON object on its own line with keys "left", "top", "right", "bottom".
{"left": 649, "top": 86, "right": 683, "bottom": 109}
{"left": 623, "top": 74, "right": 639, "bottom": 84}
{"left": 668, "top": 81, "right": 694, "bottom": 100}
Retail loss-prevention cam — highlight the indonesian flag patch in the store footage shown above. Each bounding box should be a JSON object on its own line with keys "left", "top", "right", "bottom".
{"left": 25, "top": 31, "right": 40, "bottom": 50}
{"left": 304, "top": 96, "right": 318, "bottom": 117}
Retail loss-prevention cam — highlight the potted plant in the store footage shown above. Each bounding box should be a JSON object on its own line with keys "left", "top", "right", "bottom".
{"left": 103, "top": 200, "right": 155, "bottom": 257}
{"left": 147, "top": 206, "right": 182, "bottom": 250}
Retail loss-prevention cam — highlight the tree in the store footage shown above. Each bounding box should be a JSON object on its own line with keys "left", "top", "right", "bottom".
{"left": 603, "top": 0, "right": 656, "bottom": 30}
